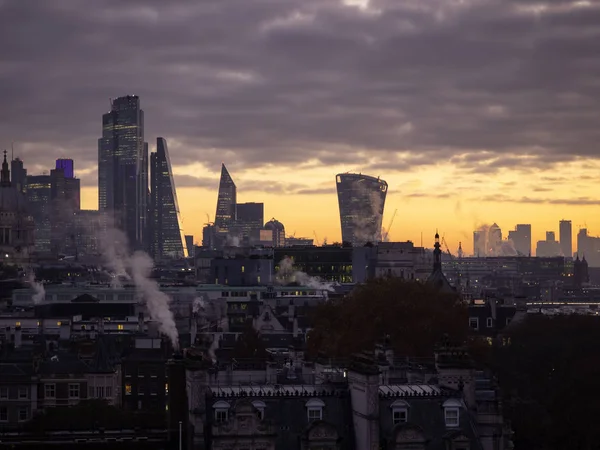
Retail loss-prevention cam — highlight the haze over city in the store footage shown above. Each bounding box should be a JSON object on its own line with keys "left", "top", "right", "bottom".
{"left": 1, "top": 0, "right": 600, "bottom": 253}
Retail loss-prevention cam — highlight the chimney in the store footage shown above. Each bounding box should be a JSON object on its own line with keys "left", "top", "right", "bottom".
{"left": 15, "top": 326, "right": 22, "bottom": 349}
{"left": 138, "top": 312, "right": 145, "bottom": 333}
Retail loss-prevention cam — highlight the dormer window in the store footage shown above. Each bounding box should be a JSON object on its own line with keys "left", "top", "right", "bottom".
{"left": 443, "top": 399, "right": 461, "bottom": 427}
{"left": 213, "top": 400, "right": 230, "bottom": 423}
{"left": 252, "top": 400, "right": 266, "bottom": 420}
{"left": 305, "top": 398, "right": 325, "bottom": 421}
{"left": 390, "top": 399, "right": 409, "bottom": 425}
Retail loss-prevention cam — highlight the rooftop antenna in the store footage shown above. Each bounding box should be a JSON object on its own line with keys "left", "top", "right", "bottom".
{"left": 11, "top": 142, "right": 14, "bottom": 161}
{"left": 420, "top": 231, "right": 423, "bottom": 247}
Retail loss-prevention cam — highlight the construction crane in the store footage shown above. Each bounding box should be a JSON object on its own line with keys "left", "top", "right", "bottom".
{"left": 313, "top": 231, "right": 321, "bottom": 246}
{"left": 382, "top": 209, "right": 398, "bottom": 241}
{"left": 441, "top": 235, "right": 453, "bottom": 259}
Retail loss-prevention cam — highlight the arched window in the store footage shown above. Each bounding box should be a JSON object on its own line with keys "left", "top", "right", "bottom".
{"left": 305, "top": 398, "right": 325, "bottom": 421}
{"left": 252, "top": 400, "right": 266, "bottom": 420}
{"left": 442, "top": 398, "right": 462, "bottom": 427}
{"left": 390, "top": 399, "right": 410, "bottom": 424}
{"left": 212, "top": 400, "right": 230, "bottom": 423}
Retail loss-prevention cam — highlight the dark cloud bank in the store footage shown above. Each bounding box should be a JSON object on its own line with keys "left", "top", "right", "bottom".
{"left": 0, "top": 0, "right": 599, "bottom": 184}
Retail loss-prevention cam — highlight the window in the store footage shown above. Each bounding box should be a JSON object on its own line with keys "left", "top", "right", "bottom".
{"left": 118, "top": 324, "right": 124, "bottom": 330}
{"left": 0, "top": 406, "right": 7, "bottom": 422}
{"left": 125, "top": 384, "right": 132, "bottom": 395}
{"left": 469, "top": 317, "right": 479, "bottom": 330}
{"left": 69, "top": 383, "right": 80, "bottom": 398}
{"left": 252, "top": 401, "right": 266, "bottom": 420}
{"left": 18, "top": 387, "right": 28, "bottom": 399}
{"left": 0, "top": 387, "right": 8, "bottom": 399}
{"left": 96, "top": 386, "right": 105, "bottom": 398}
{"left": 213, "top": 400, "right": 230, "bottom": 423}
{"left": 165, "top": 383, "right": 169, "bottom": 394}
{"left": 443, "top": 399, "right": 461, "bottom": 427}
{"left": 305, "top": 398, "right": 325, "bottom": 421}
{"left": 18, "top": 407, "right": 29, "bottom": 422}
{"left": 106, "top": 386, "right": 112, "bottom": 398}
{"left": 506, "top": 317, "right": 511, "bottom": 326}
{"left": 486, "top": 317, "right": 493, "bottom": 328}
{"left": 390, "top": 400, "right": 409, "bottom": 425}
{"left": 45, "top": 383, "right": 56, "bottom": 399}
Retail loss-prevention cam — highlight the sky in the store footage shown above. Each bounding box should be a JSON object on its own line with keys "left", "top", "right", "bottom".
{"left": 1, "top": 0, "right": 600, "bottom": 255}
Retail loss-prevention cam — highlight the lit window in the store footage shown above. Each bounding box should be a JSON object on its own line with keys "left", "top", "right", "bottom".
{"left": 117, "top": 324, "right": 124, "bottom": 330}
{"left": 57, "top": 321, "right": 62, "bottom": 326}
{"left": 305, "top": 399, "right": 325, "bottom": 421}
{"left": 213, "top": 400, "right": 230, "bottom": 422}
{"left": 165, "top": 383, "right": 169, "bottom": 394}
{"left": 69, "top": 383, "right": 80, "bottom": 399}
{"left": 125, "top": 384, "right": 132, "bottom": 395}
{"left": 44, "top": 383, "right": 56, "bottom": 399}
{"left": 15, "top": 321, "right": 21, "bottom": 327}
{"left": 241, "top": 266, "right": 245, "bottom": 273}
{"left": 443, "top": 399, "right": 461, "bottom": 427}
{"left": 257, "top": 276, "right": 261, "bottom": 283}
{"left": 390, "top": 400, "right": 409, "bottom": 424}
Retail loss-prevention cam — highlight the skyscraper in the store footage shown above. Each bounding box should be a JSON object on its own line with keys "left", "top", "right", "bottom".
{"left": 508, "top": 224, "right": 532, "bottom": 256}
{"left": 235, "top": 202, "right": 264, "bottom": 243}
{"left": 559, "top": 219, "right": 572, "bottom": 257}
{"left": 98, "top": 95, "right": 148, "bottom": 250}
{"left": 55, "top": 158, "right": 74, "bottom": 179}
{"left": 10, "top": 158, "right": 26, "bottom": 194}
{"left": 335, "top": 173, "right": 388, "bottom": 246}
{"left": 149, "top": 137, "right": 187, "bottom": 259}
{"left": 50, "top": 166, "right": 80, "bottom": 256}
{"left": 26, "top": 175, "right": 52, "bottom": 253}
{"left": 214, "top": 164, "right": 236, "bottom": 234}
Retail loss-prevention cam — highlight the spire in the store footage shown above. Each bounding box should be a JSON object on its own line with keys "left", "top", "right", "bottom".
{"left": 433, "top": 231, "right": 442, "bottom": 271}
{"left": 0, "top": 150, "right": 10, "bottom": 187}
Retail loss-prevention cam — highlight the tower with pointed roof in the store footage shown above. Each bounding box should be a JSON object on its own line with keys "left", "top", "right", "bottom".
{"left": 427, "top": 232, "right": 455, "bottom": 293}
{"left": 214, "top": 164, "right": 237, "bottom": 234}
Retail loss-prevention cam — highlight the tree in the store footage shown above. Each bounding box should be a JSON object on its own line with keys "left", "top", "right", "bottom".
{"left": 306, "top": 277, "right": 468, "bottom": 358}
{"left": 492, "top": 314, "right": 600, "bottom": 450}
{"left": 232, "top": 324, "right": 267, "bottom": 359}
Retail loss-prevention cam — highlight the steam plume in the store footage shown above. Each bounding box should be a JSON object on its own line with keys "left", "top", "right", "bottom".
{"left": 192, "top": 297, "right": 206, "bottom": 315}
{"left": 27, "top": 272, "right": 45, "bottom": 304}
{"left": 473, "top": 223, "right": 517, "bottom": 256}
{"left": 129, "top": 251, "right": 179, "bottom": 350}
{"left": 276, "top": 257, "right": 337, "bottom": 292}
{"left": 98, "top": 219, "right": 131, "bottom": 287}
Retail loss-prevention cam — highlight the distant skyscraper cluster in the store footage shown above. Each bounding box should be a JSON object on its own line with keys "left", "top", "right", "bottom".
{"left": 336, "top": 173, "right": 388, "bottom": 246}
{"left": 98, "top": 96, "right": 186, "bottom": 259}
{"left": 473, "top": 220, "right": 576, "bottom": 260}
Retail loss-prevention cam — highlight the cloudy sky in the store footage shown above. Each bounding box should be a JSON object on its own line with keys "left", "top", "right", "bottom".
{"left": 1, "top": 0, "right": 600, "bottom": 253}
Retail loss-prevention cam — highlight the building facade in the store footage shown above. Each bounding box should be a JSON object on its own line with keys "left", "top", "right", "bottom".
{"left": 507, "top": 224, "right": 531, "bottom": 257}
{"left": 149, "top": 137, "right": 186, "bottom": 259}
{"left": 50, "top": 165, "right": 81, "bottom": 256}
{"left": 98, "top": 95, "right": 148, "bottom": 250}
{"left": 335, "top": 173, "right": 387, "bottom": 246}
{"left": 234, "top": 202, "right": 264, "bottom": 244}
{"left": 559, "top": 219, "right": 572, "bottom": 258}
{"left": 214, "top": 164, "right": 236, "bottom": 235}
{"left": 25, "top": 174, "right": 52, "bottom": 253}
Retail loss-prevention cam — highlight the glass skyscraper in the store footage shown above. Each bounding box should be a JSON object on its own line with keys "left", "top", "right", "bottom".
{"left": 55, "top": 158, "right": 74, "bottom": 179}
{"left": 25, "top": 175, "right": 52, "bottom": 253}
{"left": 335, "top": 173, "right": 388, "bottom": 246}
{"left": 149, "top": 137, "right": 187, "bottom": 259}
{"left": 214, "top": 164, "right": 236, "bottom": 234}
{"left": 98, "top": 95, "right": 148, "bottom": 250}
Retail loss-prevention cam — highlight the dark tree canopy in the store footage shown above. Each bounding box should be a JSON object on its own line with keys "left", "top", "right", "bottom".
{"left": 493, "top": 314, "right": 600, "bottom": 450}
{"left": 307, "top": 277, "right": 468, "bottom": 358}
{"left": 232, "top": 324, "right": 267, "bottom": 359}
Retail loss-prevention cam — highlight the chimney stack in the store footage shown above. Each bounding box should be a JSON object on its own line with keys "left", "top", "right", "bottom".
{"left": 15, "top": 326, "right": 22, "bottom": 349}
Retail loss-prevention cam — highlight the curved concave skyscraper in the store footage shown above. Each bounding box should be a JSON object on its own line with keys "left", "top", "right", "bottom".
{"left": 214, "top": 164, "right": 237, "bottom": 234}
{"left": 336, "top": 173, "right": 388, "bottom": 246}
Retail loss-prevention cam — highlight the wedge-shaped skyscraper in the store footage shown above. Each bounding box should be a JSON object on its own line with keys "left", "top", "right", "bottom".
{"left": 336, "top": 173, "right": 388, "bottom": 246}
{"left": 214, "top": 164, "right": 237, "bottom": 234}
{"left": 149, "top": 138, "right": 187, "bottom": 259}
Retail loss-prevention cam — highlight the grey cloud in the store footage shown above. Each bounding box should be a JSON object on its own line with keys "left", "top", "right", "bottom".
{"left": 477, "top": 194, "right": 600, "bottom": 206}
{"left": 0, "top": 0, "right": 599, "bottom": 177}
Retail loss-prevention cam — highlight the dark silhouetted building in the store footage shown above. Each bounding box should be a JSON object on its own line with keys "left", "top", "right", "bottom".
{"left": 335, "top": 173, "right": 387, "bottom": 246}
{"left": 264, "top": 218, "right": 285, "bottom": 247}
{"left": 536, "top": 231, "right": 561, "bottom": 257}
{"left": 577, "top": 228, "right": 600, "bottom": 267}
{"left": 25, "top": 175, "right": 52, "bottom": 253}
{"left": 235, "top": 202, "right": 264, "bottom": 243}
{"left": 185, "top": 235, "right": 194, "bottom": 257}
{"left": 73, "top": 210, "right": 101, "bottom": 257}
{"left": 559, "top": 219, "right": 572, "bottom": 257}
{"left": 50, "top": 167, "right": 80, "bottom": 256}
{"left": 10, "top": 158, "right": 26, "bottom": 194}
{"left": 214, "top": 164, "right": 236, "bottom": 235}
{"left": 55, "top": 158, "right": 74, "bottom": 179}
{"left": 507, "top": 224, "right": 531, "bottom": 256}
{"left": 98, "top": 95, "right": 148, "bottom": 250}
{"left": 149, "top": 137, "right": 186, "bottom": 259}
{"left": 274, "top": 245, "right": 353, "bottom": 283}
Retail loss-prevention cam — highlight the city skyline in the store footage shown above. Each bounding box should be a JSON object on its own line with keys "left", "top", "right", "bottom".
{"left": 2, "top": 2, "right": 600, "bottom": 253}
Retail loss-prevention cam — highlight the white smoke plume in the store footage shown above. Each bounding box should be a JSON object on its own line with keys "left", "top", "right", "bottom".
{"left": 276, "top": 257, "right": 337, "bottom": 292}
{"left": 208, "top": 334, "right": 219, "bottom": 364}
{"left": 97, "top": 219, "right": 179, "bottom": 350}
{"left": 192, "top": 297, "right": 206, "bottom": 315}
{"left": 225, "top": 234, "right": 240, "bottom": 247}
{"left": 473, "top": 223, "right": 517, "bottom": 257}
{"left": 27, "top": 272, "right": 45, "bottom": 304}
{"left": 98, "top": 219, "right": 131, "bottom": 287}
{"left": 129, "top": 251, "right": 179, "bottom": 350}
